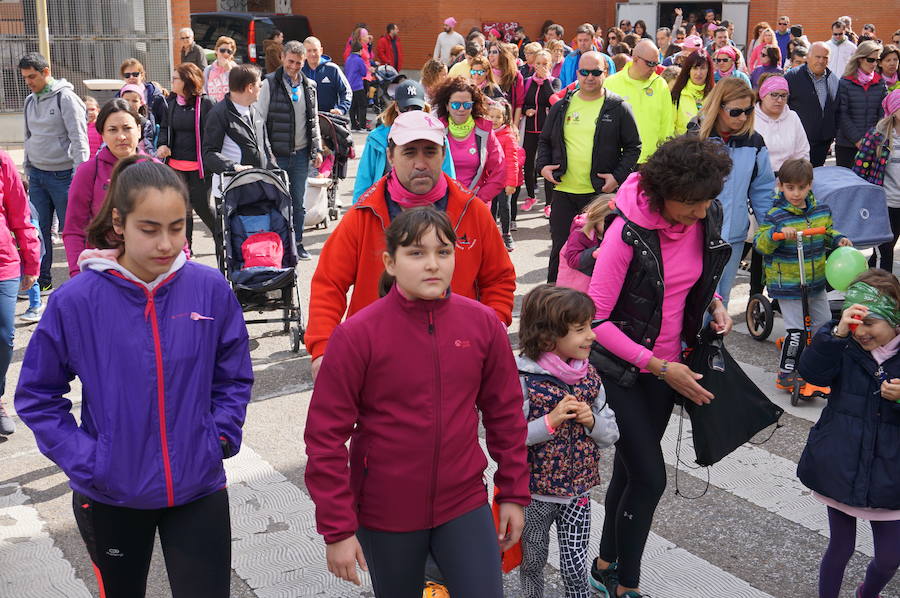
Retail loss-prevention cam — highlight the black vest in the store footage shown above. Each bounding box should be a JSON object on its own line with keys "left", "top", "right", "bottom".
{"left": 590, "top": 201, "right": 731, "bottom": 387}
{"left": 264, "top": 67, "right": 317, "bottom": 158}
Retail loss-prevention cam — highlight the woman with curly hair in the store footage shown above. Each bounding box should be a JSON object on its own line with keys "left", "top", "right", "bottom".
{"left": 433, "top": 77, "right": 506, "bottom": 203}
{"left": 420, "top": 58, "right": 448, "bottom": 103}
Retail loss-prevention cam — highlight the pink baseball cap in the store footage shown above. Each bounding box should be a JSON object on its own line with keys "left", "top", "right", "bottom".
{"left": 444, "top": 17, "right": 457, "bottom": 27}
{"left": 489, "top": 28, "right": 502, "bottom": 39}
{"left": 680, "top": 35, "right": 703, "bottom": 50}
{"left": 388, "top": 111, "right": 446, "bottom": 146}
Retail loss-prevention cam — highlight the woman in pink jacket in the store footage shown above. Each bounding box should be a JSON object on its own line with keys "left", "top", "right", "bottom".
{"left": 63, "top": 99, "right": 147, "bottom": 277}
{"left": 432, "top": 77, "right": 506, "bottom": 204}
{"left": 305, "top": 207, "right": 528, "bottom": 595}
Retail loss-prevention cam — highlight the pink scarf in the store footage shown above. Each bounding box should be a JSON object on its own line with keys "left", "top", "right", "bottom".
{"left": 857, "top": 68, "right": 875, "bottom": 86}
{"left": 536, "top": 352, "right": 590, "bottom": 385}
{"left": 872, "top": 331, "right": 900, "bottom": 365}
{"left": 386, "top": 171, "right": 448, "bottom": 208}
{"left": 531, "top": 75, "right": 547, "bottom": 85}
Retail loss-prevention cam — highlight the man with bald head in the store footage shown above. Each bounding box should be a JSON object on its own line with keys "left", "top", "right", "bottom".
{"left": 784, "top": 41, "right": 840, "bottom": 166}
{"left": 177, "top": 27, "right": 207, "bottom": 70}
{"left": 301, "top": 36, "right": 352, "bottom": 115}
{"left": 603, "top": 39, "right": 674, "bottom": 163}
{"left": 536, "top": 51, "right": 641, "bottom": 282}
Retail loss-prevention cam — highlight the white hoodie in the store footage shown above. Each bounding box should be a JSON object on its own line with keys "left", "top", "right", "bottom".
{"left": 753, "top": 104, "right": 810, "bottom": 175}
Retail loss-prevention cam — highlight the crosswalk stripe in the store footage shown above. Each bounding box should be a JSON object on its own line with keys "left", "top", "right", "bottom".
{"left": 0, "top": 483, "right": 91, "bottom": 598}
{"left": 658, "top": 413, "right": 875, "bottom": 557}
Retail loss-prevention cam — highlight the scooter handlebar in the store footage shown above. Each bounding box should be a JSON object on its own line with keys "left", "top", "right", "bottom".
{"left": 772, "top": 226, "right": 828, "bottom": 241}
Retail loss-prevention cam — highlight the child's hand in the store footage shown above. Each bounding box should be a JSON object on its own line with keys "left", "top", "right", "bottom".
{"left": 838, "top": 238, "right": 853, "bottom": 247}
{"left": 573, "top": 401, "right": 595, "bottom": 430}
{"left": 548, "top": 395, "right": 580, "bottom": 429}
{"left": 881, "top": 379, "right": 900, "bottom": 401}
{"left": 505, "top": 185, "right": 516, "bottom": 195}
{"left": 779, "top": 226, "right": 797, "bottom": 241}
{"left": 325, "top": 536, "right": 368, "bottom": 585}
{"left": 836, "top": 303, "right": 868, "bottom": 337}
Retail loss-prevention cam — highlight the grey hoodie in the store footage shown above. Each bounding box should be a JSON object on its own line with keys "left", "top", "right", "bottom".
{"left": 23, "top": 79, "right": 89, "bottom": 171}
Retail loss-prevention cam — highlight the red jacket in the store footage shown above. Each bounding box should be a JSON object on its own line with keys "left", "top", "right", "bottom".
{"left": 375, "top": 34, "right": 403, "bottom": 69}
{"left": 304, "top": 285, "right": 530, "bottom": 543}
{"left": 0, "top": 150, "right": 40, "bottom": 280}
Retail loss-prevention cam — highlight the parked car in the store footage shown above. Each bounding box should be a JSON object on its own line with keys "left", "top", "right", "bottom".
{"left": 191, "top": 12, "right": 313, "bottom": 72}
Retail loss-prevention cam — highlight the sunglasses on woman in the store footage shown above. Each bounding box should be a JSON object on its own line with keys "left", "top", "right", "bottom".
{"left": 713, "top": 57, "right": 732, "bottom": 63}
{"left": 450, "top": 101, "right": 474, "bottom": 110}
{"left": 123, "top": 71, "right": 141, "bottom": 78}
{"left": 218, "top": 47, "right": 234, "bottom": 55}
{"left": 722, "top": 105, "right": 754, "bottom": 117}
{"left": 470, "top": 69, "right": 486, "bottom": 76}
{"left": 862, "top": 56, "right": 879, "bottom": 63}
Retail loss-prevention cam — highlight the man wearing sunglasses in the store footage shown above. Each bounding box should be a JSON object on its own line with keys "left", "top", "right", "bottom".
{"left": 825, "top": 20, "right": 857, "bottom": 77}
{"left": 775, "top": 16, "right": 792, "bottom": 65}
{"left": 604, "top": 40, "right": 674, "bottom": 164}
{"left": 536, "top": 51, "right": 641, "bottom": 283}
{"left": 256, "top": 40, "right": 324, "bottom": 260}
{"left": 177, "top": 27, "right": 207, "bottom": 70}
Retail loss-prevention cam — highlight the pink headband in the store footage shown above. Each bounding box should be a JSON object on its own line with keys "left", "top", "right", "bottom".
{"left": 883, "top": 89, "right": 900, "bottom": 118}
{"left": 119, "top": 83, "right": 146, "bottom": 104}
{"left": 759, "top": 75, "right": 789, "bottom": 98}
{"left": 715, "top": 45, "right": 737, "bottom": 60}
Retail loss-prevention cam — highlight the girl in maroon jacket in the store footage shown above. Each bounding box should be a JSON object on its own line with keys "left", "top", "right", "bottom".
{"left": 304, "top": 207, "right": 529, "bottom": 596}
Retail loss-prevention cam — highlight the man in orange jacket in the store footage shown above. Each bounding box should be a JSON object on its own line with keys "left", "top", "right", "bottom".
{"left": 306, "top": 110, "right": 515, "bottom": 378}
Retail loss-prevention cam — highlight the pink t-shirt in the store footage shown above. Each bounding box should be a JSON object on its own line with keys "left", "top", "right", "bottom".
{"left": 205, "top": 63, "right": 231, "bottom": 103}
{"left": 448, "top": 131, "right": 480, "bottom": 189}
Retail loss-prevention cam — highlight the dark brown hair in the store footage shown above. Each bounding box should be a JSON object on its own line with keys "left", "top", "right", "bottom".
{"left": 519, "top": 284, "right": 596, "bottom": 360}
{"left": 762, "top": 44, "right": 782, "bottom": 67}
{"left": 96, "top": 98, "right": 141, "bottom": 135}
{"left": 670, "top": 51, "right": 715, "bottom": 107}
{"left": 229, "top": 63, "right": 261, "bottom": 93}
{"left": 639, "top": 135, "right": 733, "bottom": 211}
{"left": 432, "top": 76, "right": 488, "bottom": 121}
{"left": 175, "top": 62, "right": 204, "bottom": 102}
{"left": 86, "top": 156, "right": 188, "bottom": 249}
{"left": 852, "top": 269, "right": 900, "bottom": 308}
{"left": 378, "top": 207, "right": 457, "bottom": 297}
{"left": 777, "top": 158, "right": 814, "bottom": 186}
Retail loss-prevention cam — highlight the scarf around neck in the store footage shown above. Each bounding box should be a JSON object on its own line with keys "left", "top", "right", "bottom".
{"left": 857, "top": 68, "right": 875, "bottom": 86}
{"left": 537, "top": 352, "right": 590, "bottom": 385}
{"left": 448, "top": 115, "right": 476, "bottom": 139}
{"left": 386, "top": 171, "right": 448, "bottom": 208}
{"left": 884, "top": 72, "right": 899, "bottom": 87}
{"left": 872, "top": 332, "right": 900, "bottom": 365}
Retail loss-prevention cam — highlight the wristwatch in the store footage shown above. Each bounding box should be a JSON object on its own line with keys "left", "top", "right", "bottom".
{"left": 832, "top": 326, "right": 848, "bottom": 338}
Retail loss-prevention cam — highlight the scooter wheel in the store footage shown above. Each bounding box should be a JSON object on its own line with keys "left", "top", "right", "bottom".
{"left": 746, "top": 294, "right": 774, "bottom": 341}
{"left": 790, "top": 381, "right": 801, "bottom": 407}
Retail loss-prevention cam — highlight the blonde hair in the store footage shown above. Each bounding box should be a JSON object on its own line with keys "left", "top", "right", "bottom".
{"left": 843, "top": 40, "right": 884, "bottom": 78}
{"left": 215, "top": 36, "right": 236, "bottom": 52}
{"left": 874, "top": 111, "right": 900, "bottom": 153}
{"left": 469, "top": 55, "right": 497, "bottom": 85}
{"left": 524, "top": 41, "right": 542, "bottom": 54}
{"left": 534, "top": 49, "right": 552, "bottom": 63}
{"left": 378, "top": 102, "right": 434, "bottom": 128}
{"left": 420, "top": 59, "right": 448, "bottom": 90}
{"left": 581, "top": 195, "right": 613, "bottom": 237}
{"left": 697, "top": 77, "right": 755, "bottom": 140}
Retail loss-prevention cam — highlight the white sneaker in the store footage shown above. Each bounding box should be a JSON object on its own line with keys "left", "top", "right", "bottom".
{"left": 19, "top": 305, "right": 43, "bottom": 323}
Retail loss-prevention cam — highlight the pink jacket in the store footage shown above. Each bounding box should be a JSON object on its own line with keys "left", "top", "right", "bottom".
{"left": 305, "top": 285, "right": 529, "bottom": 544}
{"left": 495, "top": 125, "right": 521, "bottom": 188}
{"left": 443, "top": 117, "right": 506, "bottom": 202}
{"left": 0, "top": 150, "right": 40, "bottom": 280}
{"left": 87, "top": 121, "right": 102, "bottom": 157}
{"left": 557, "top": 214, "right": 597, "bottom": 292}
{"left": 588, "top": 173, "right": 703, "bottom": 370}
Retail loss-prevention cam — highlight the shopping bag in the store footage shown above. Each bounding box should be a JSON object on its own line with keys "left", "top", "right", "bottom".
{"left": 491, "top": 485, "right": 522, "bottom": 573}
{"left": 682, "top": 328, "right": 784, "bottom": 466}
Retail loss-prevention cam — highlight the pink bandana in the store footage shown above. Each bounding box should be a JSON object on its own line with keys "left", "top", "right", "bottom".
{"left": 882, "top": 89, "right": 900, "bottom": 118}
{"left": 537, "top": 352, "right": 590, "bottom": 385}
{"left": 759, "top": 75, "right": 789, "bottom": 98}
{"left": 386, "top": 171, "right": 449, "bottom": 209}
{"left": 857, "top": 68, "right": 874, "bottom": 86}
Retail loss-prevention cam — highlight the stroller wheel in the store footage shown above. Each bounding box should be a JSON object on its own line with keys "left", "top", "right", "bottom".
{"left": 746, "top": 294, "right": 774, "bottom": 341}
{"left": 790, "top": 381, "right": 802, "bottom": 407}
{"left": 290, "top": 325, "right": 303, "bottom": 353}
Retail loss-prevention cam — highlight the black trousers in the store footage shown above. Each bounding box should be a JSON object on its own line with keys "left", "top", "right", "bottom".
{"left": 869, "top": 206, "right": 900, "bottom": 273}
{"left": 809, "top": 139, "right": 832, "bottom": 167}
{"left": 174, "top": 169, "right": 219, "bottom": 259}
{"left": 548, "top": 190, "right": 598, "bottom": 283}
{"left": 834, "top": 144, "right": 857, "bottom": 169}
{"left": 522, "top": 132, "right": 554, "bottom": 205}
{"left": 73, "top": 489, "right": 231, "bottom": 598}
{"left": 350, "top": 89, "right": 367, "bottom": 129}
{"left": 491, "top": 192, "right": 511, "bottom": 235}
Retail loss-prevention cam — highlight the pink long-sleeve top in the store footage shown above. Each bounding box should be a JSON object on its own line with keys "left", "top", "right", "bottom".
{"left": 589, "top": 173, "right": 703, "bottom": 370}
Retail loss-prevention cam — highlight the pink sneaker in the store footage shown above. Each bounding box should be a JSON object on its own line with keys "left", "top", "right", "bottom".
{"left": 521, "top": 197, "right": 538, "bottom": 211}
{"left": 543, "top": 205, "right": 552, "bottom": 219}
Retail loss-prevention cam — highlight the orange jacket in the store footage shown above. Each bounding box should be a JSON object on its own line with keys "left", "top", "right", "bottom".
{"left": 305, "top": 173, "right": 516, "bottom": 360}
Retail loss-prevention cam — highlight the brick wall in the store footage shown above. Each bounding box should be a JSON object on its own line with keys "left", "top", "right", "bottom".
{"left": 172, "top": 0, "right": 192, "bottom": 65}
{"left": 750, "top": 2, "right": 897, "bottom": 48}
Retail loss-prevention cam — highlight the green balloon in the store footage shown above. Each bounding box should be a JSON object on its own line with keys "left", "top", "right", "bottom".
{"left": 826, "top": 246, "right": 868, "bottom": 291}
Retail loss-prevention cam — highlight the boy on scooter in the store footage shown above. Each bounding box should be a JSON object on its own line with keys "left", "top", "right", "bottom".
{"left": 755, "top": 158, "right": 853, "bottom": 396}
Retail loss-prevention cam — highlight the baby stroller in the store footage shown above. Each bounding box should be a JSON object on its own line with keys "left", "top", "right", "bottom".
{"left": 372, "top": 64, "right": 406, "bottom": 113}
{"left": 305, "top": 111, "right": 355, "bottom": 229}
{"left": 219, "top": 168, "right": 305, "bottom": 352}
{"left": 745, "top": 166, "right": 894, "bottom": 343}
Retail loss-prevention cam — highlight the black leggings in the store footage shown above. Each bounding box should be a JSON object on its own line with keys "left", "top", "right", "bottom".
{"left": 548, "top": 190, "right": 597, "bottom": 283}
{"left": 869, "top": 206, "right": 900, "bottom": 273}
{"left": 350, "top": 89, "right": 367, "bottom": 129}
{"left": 357, "top": 503, "right": 503, "bottom": 598}
{"left": 491, "top": 191, "right": 511, "bottom": 235}
{"left": 522, "top": 131, "right": 553, "bottom": 204}
{"left": 73, "top": 489, "right": 231, "bottom": 598}
{"left": 598, "top": 374, "right": 677, "bottom": 589}
{"left": 174, "top": 169, "right": 219, "bottom": 257}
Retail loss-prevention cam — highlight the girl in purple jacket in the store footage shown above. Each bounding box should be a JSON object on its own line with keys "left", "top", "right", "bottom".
{"left": 15, "top": 157, "right": 253, "bottom": 598}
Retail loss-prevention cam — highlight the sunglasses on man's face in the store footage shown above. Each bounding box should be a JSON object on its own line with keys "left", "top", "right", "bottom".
{"left": 778, "top": 22, "right": 788, "bottom": 26}
{"left": 470, "top": 69, "right": 486, "bottom": 76}
{"left": 636, "top": 56, "right": 659, "bottom": 68}
{"left": 218, "top": 47, "right": 233, "bottom": 55}
{"left": 723, "top": 105, "right": 753, "bottom": 117}
{"left": 123, "top": 71, "right": 141, "bottom": 78}
{"left": 578, "top": 68, "right": 605, "bottom": 77}
{"left": 450, "top": 101, "right": 474, "bottom": 110}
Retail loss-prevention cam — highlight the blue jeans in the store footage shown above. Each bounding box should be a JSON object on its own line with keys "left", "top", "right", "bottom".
{"left": 26, "top": 215, "right": 43, "bottom": 310}
{"left": 275, "top": 148, "right": 310, "bottom": 245}
{"left": 28, "top": 166, "right": 73, "bottom": 286}
{"left": 716, "top": 241, "right": 746, "bottom": 307}
{"left": 0, "top": 278, "right": 19, "bottom": 397}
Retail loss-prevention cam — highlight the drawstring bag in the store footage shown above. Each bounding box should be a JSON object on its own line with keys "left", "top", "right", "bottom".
{"left": 681, "top": 327, "right": 783, "bottom": 467}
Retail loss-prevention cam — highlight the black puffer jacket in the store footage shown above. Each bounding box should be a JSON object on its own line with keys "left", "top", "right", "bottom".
{"left": 535, "top": 89, "right": 641, "bottom": 191}
{"left": 590, "top": 200, "right": 731, "bottom": 387}
{"left": 261, "top": 67, "right": 322, "bottom": 158}
{"left": 201, "top": 94, "right": 275, "bottom": 174}
{"left": 835, "top": 73, "right": 886, "bottom": 147}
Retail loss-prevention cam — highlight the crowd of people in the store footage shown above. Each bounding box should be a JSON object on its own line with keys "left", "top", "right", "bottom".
{"left": 1, "top": 8, "right": 899, "bottom": 598}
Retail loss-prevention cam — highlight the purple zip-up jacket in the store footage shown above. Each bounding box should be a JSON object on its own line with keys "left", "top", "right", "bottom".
{"left": 15, "top": 259, "right": 253, "bottom": 509}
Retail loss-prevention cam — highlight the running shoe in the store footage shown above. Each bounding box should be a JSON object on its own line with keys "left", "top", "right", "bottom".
{"left": 422, "top": 582, "right": 450, "bottom": 598}
{"left": 543, "top": 205, "right": 552, "bottom": 219}
{"left": 503, "top": 234, "right": 515, "bottom": 252}
{"left": 856, "top": 585, "right": 881, "bottom": 598}
{"left": 521, "top": 197, "right": 538, "bottom": 211}
{"left": 589, "top": 559, "right": 618, "bottom": 597}
{"left": 510, "top": 221, "right": 518, "bottom": 232}
{"left": 775, "top": 371, "right": 797, "bottom": 391}
{"left": 39, "top": 282, "right": 53, "bottom": 296}
{"left": 18, "top": 305, "right": 43, "bottom": 324}
{"left": 0, "top": 401, "right": 15, "bottom": 435}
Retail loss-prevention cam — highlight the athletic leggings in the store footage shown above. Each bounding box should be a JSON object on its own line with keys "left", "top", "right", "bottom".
{"left": 522, "top": 131, "right": 553, "bottom": 204}
{"left": 521, "top": 496, "right": 592, "bottom": 598}
{"left": 819, "top": 507, "right": 900, "bottom": 598}
{"left": 491, "top": 192, "right": 511, "bottom": 235}
{"left": 72, "top": 489, "right": 231, "bottom": 598}
{"left": 868, "top": 206, "right": 900, "bottom": 273}
{"left": 598, "top": 374, "right": 677, "bottom": 589}
{"left": 173, "top": 169, "right": 219, "bottom": 258}
{"left": 356, "top": 503, "right": 503, "bottom": 598}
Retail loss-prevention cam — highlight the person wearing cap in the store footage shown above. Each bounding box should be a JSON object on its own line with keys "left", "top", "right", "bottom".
{"left": 306, "top": 109, "right": 515, "bottom": 376}
{"left": 352, "top": 80, "right": 455, "bottom": 204}
{"left": 754, "top": 74, "right": 809, "bottom": 174}
{"left": 662, "top": 34, "right": 702, "bottom": 66}
{"left": 434, "top": 18, "right": 466, "bottom": 65}
{"left": 713, "top": 44, "right": 751, "bottom": 85}
{"left": 785, "top": 42, "right": 840, "bottom": 166}
{"left": 536, "top": 51, "right": 641, "bottom": 283}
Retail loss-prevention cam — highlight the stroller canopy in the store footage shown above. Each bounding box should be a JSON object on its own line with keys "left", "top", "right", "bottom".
{"left": 812, "top": 166, "right": 892, "bottom": 249}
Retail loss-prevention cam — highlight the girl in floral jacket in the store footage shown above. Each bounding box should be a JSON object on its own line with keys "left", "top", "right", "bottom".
{"left": 516, "top": 284, "right": 619, "bottom": 598}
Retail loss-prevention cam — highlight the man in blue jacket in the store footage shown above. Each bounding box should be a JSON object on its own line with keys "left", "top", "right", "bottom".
{"left": 785, "top": 42, "right": 839, "bottom": 166}
{"left": 302, "top": 37, "right": 352, "bottom": 116}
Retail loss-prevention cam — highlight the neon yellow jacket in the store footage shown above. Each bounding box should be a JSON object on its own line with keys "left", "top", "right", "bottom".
{"left": 603, "top": 62, "right": 675, "bottom": 162}
{"left": 674, "top": 80, "right": 707, "bottom": 136}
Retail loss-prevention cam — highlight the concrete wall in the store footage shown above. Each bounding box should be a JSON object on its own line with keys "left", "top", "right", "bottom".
{"left": 0, "top": 113, "right": 25, "bottom": 145}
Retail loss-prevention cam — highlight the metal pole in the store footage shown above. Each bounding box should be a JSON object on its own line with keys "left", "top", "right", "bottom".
{"left": 35, "top": 0, "right": 51, "bottom": 61}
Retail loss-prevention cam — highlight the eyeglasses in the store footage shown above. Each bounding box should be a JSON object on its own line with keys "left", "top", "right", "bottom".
{"left": 399, "top": 104, "right": 423, "bottom": 113}
{"left": 578, "top": 68, "right": 605, "bottom": 77}
{"left": 470, "top": 69, "right": 486, "bottom": 76}
{"left": 723, "top": 105, "right": 754, "bottom": 117}
{"left": 218, "top": 47, "right": 234, "bottom": 55}
{"left": 450, "top": 101, "right": 474, "bottom": 110}
{"left": 777, "top": 22, "right": 788, "bottom": 26}
{"left": 768, "top": 92, "right": 788, "bottom": 100}
{"left": 636, "top": 56, "right": 659, "bottom": 67}
{"left": 713, "top": 57, "right": 733, "bottom": 63}
{"left": 123, "top": 71, "right": 141, "bottom": 78}
{"left": 862, "top": 56, "right": 879, "bottom": 63}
